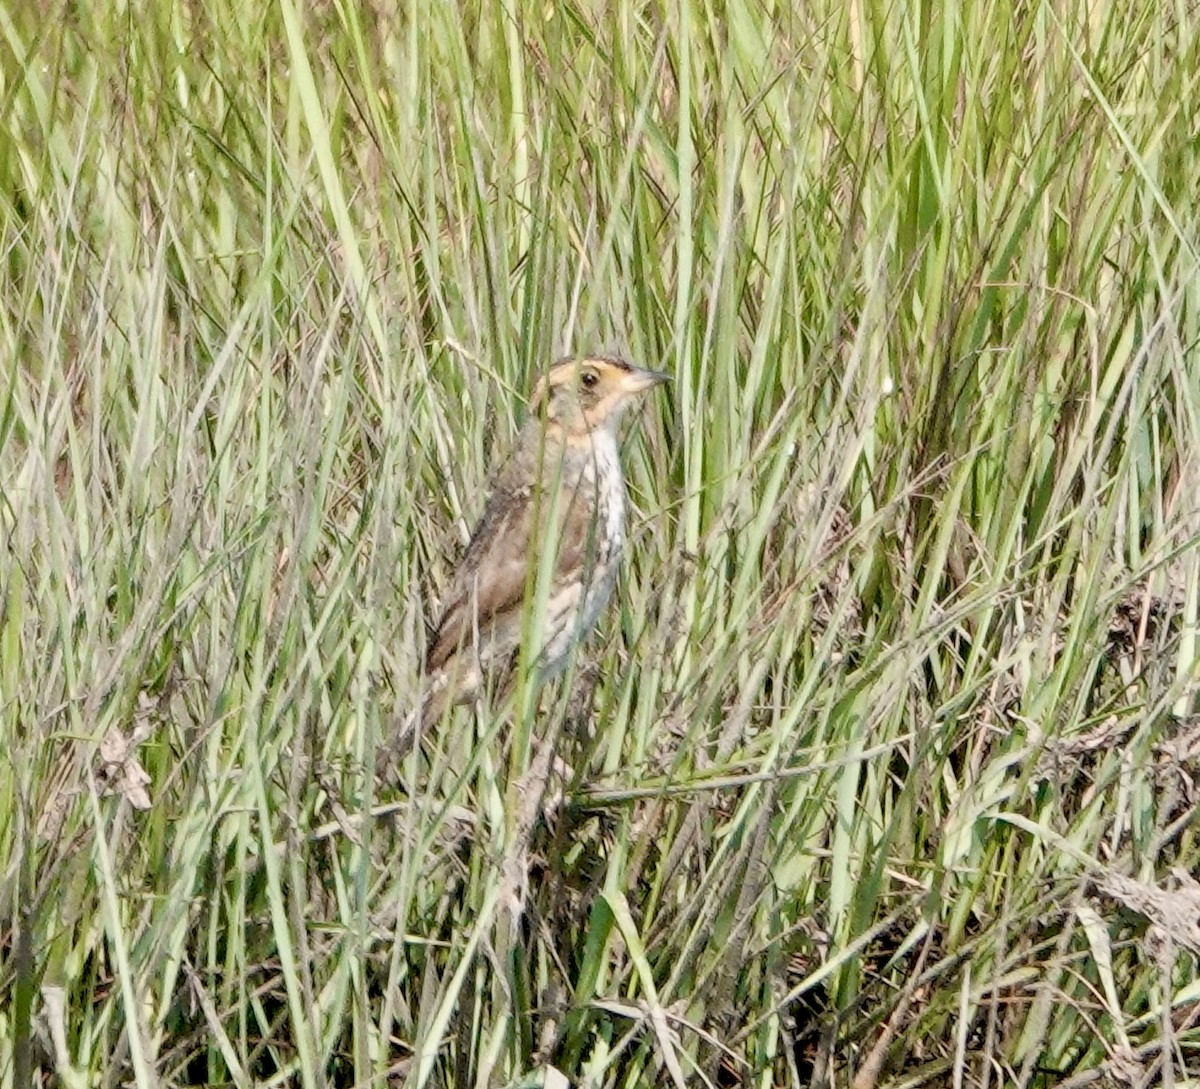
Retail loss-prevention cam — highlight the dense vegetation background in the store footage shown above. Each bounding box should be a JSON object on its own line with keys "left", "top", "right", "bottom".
{"left": 2, "top": 1, "right": 1198, "bottom": 1086}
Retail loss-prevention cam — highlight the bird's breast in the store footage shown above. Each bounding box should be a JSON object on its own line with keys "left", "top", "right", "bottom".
{"left": 534, "top": 434, "right": 627, "bottom": 678}
{"left": 593, "top": 437, "right": 627, "bottom": 556}
{"left": 577, "top": 434, "right": 625, "bottom": 610}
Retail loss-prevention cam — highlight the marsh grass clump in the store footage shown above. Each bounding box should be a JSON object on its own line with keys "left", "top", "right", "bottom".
{"left": 1, "top": 2, "right": 1198, "bottom": 1087}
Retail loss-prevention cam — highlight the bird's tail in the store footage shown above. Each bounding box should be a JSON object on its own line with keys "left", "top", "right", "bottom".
{"left": 381, "top": 674, "right": 454, "bottom": 777}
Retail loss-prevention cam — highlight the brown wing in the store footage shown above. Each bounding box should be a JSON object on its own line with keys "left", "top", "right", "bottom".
{"left": 425, "top": 480, "right": 532, "bottom": 673}
{"left": 425, "top": 461, "right": 596, "bottom": 674}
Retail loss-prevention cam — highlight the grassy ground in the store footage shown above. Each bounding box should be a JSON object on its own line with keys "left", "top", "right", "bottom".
{"left": 2, "top": 0, "right": 1199, "bottom": 1086}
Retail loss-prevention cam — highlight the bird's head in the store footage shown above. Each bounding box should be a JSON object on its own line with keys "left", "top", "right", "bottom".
{"left": 530, "top": 355, "right": 671, "bottom": 439}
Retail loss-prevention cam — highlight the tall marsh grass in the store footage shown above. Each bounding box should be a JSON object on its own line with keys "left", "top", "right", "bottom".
{"left": 1, "top": 1, "right": 1198, "bottom": 1086}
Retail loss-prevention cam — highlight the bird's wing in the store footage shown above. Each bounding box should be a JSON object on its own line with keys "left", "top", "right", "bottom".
{"left": 425, "top": 482, "right": 532, "bottom": 673}
{"left": 425, "top": 469, "right": 593, "bottom": 674}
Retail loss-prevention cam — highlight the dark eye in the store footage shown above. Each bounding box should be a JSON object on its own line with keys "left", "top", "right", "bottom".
{"left": 581, "top": 370, "right": 599, "bottom": 389}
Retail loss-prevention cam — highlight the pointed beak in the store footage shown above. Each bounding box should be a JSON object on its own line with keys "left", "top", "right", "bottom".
{"left": 623, "top": 367, "right": 673, "bottom": 393}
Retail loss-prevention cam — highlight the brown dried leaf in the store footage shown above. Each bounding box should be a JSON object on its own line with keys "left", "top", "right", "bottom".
{"left": 97, "top": 714, "right": 154, "bottom": 810}
{"left": 1098, "top": 869, "right": 1200, "bottom": 955}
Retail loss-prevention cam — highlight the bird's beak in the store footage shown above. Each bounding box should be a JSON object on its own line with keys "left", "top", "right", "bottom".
{"left": 623, "top": 367, "right": 673, "bottom": 393}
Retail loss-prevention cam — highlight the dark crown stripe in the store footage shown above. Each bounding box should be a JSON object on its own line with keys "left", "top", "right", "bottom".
{"left": 550, "top": 354, "right": 634, "bottom": 373}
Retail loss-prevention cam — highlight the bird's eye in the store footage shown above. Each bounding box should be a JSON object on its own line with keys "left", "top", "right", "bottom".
{"left": 580, "top": 370, "right": 599, "bottom": 389}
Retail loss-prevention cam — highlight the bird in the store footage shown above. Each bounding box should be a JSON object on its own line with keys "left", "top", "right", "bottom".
{"left": 407, "top": 354, "right": 669, "bottom": 745}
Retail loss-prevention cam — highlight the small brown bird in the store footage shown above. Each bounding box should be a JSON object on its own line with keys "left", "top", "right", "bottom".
{"left": 415, "top": 354, "right": 669, "bottom": 735}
